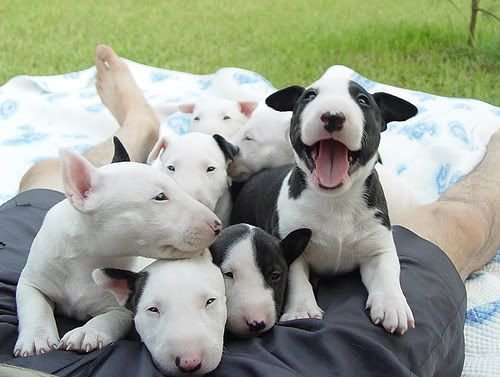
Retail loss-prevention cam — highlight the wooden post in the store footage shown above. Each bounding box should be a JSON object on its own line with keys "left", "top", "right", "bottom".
{"left": 468, "top": 0, "right": 479, "bottom": 48}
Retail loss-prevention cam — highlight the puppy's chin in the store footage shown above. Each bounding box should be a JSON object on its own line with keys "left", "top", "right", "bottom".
{"left": 157, "top": 246, "right": 204, "bottom": 260}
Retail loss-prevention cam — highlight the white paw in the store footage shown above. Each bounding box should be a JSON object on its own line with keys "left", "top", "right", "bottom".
{"left": 366, "top": 293, "right": 415, "bottom": 334}
{"left": 14, "top": 328, "right": 60, "bottom": 357}
{"left": 280, "top": 304, "right": 324, "bottom": 322}
{"left": 60, "top": 327, "right": 112, "bottom": 353}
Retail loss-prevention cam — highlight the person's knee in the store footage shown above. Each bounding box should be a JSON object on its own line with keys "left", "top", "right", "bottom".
{"left": 19, "top": 158, "right": 63, "bottom": 193}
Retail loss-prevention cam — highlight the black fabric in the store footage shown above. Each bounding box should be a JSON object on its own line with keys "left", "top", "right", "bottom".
{"left": 0, "top": 189, "right": 466, "bottom": 377}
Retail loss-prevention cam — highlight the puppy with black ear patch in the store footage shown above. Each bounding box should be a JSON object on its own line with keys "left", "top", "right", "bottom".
{"left": 231, "top": 76, "right": 418, "bottom": 334}
{"left": 210, "top": 224, "right": 311, "bottom": 336}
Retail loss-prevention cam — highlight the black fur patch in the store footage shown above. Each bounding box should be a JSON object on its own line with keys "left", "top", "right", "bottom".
{"left": 100, "top": 268, "right": 149, "bottom": 314}
{"left": 288, "top": 166, "right": 308, "bottom": 199}
{"left": 213, "top": 134, "right": 240, "bottom": 161}
{"left": 210, "top": 224, "right": 251, "bottom": 266}
{"left": 111, "top": 137, "right": 131, "bottom": 163}
{"left": 363, "top": 170, "right": 391, "bottom": 230}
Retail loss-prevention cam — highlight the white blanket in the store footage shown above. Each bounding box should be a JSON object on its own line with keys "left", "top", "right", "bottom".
{"left": 0, "top": 61, "right": 499, "bottom": 376}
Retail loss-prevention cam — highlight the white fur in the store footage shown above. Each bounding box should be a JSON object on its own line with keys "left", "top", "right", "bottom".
{"left": 95, "top": 251, "right": 227, "bottom": 376}
{"left": 229, "top": 102, "right": 293, "bottom": 182}
{"left": 179, "top": 97, "right": 257, "bottom": 138}
{"left": 147, "top": 131, "right": 233, "bottom": 225}
{"left": 219, "top": 227, "right": 276, "bottom": 335}
{"left": 14, "top": 150, "right": 221, "bottom": 357}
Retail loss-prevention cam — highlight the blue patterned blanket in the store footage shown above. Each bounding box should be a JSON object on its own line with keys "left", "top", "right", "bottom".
{"left": 0, "top": 61, "right": 499, "bottom": 376}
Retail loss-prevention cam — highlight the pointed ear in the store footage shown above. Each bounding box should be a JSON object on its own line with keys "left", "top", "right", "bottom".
{"left": 265, "top": 86, "right": 305, "bottom": 112}
{"left": 147, "top": 136, "right": 169, "bottom": 164}
{"left": 372, "top": 93, "right": 418, "bottom": 131}
{"left": 178, "top": 103, "right": 196, "bottom": 113}
{"left": 112, "top": 136, "right": 131, "bottom": 163}
{"left": 92, "top": 268, "right": 148, "bottom": 312}
{"left": 279, "top": 228, "right": 312, "bottom": 266}
{"left": 59, "top": 149, "right": 101, "bottom": 213}
{"left": 213, "top": 134, "right": 240, "bottom": 161}
{"left": 239, "top": 101, "right": 258, "bottom": 117}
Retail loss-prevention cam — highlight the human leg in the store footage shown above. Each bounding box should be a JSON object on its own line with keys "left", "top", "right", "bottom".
{"left": 18, "top": 45, "right": 160, "bottom": 193}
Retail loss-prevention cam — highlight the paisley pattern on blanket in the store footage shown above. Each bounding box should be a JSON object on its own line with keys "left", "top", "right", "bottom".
{"left": 0, "top": 62, "right": 499, "bottom": 377}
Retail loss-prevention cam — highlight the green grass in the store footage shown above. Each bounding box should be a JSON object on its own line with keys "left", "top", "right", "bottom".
{"left": 1, "top": 0, "right": 498, "bottom": 104}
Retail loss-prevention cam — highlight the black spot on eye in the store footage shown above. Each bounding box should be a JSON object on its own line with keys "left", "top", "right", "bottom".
{"left": 303, "top": 89, "right": 317, "bottom": 102}
{"left": 147, "top": 306, "right": 159, "bottom": 313}
{"left": 167, "top": 165, "right": 175, "bottom": 172}
{"left": 205, "top": 298, "right": 216, "bottom": 307}
{"left": 244, "top": 135, "right": 253, "bottom": 141}
{"left": 271, "top": 271, "right": 281, "bottom": 281}
{"left": 357, "top": 94, "right": 370, "bottom": 106}
{"left": 223, "top": 271, "right": 234, "bottom": 279}
{"left": 193, "top": 116, "right": 200, "bottom": 121}
{"left": 207, "top": 166, "right": 216, "bottom": 172}
{"left": 223, "top": 115, "right": 231, "bottom": 120}
{"left": 154, "top": 193, "right": 168, "bottom": 201}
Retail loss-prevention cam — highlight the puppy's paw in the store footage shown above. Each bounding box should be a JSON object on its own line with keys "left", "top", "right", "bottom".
{"left": 60, "top": 327, "right": 112, "bottom": 353}
{"left": 280, "top": 304, "right": 324, "bottom": 322}
{"left": 366, "top": 293, "right": 415, "bottom": 334}
{"left": 14, "top": 329, "right": 60, "bottom": 357}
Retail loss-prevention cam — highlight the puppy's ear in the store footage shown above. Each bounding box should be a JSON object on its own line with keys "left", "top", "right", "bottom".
{"left": 239, "top": 101, "right": 258, "bottom": 117}
{"left": 265, "top": 86, "right": 305, "bottom": 112}
{"left": 178, "top": 103, "right": 195, "bottom": 113}
{"left": 147, "top": 136, "right": 169, "bottom": 164}
{"left": 112, "top": 136, "right": 131, "bottom": 163}
{"left": 372, "top": 93, "right": 418, "bottom": 131}
{"left": 92, "top": 268, "right": 148, "bottom": 312}
{"left": 59, "top": 149, "right": 101, "bottom": 213}
{"left": 213, "top": 134, "right": 240, "bottom": 161}
{"left": 279, "top": 228, "right": 312, "bottom": 266}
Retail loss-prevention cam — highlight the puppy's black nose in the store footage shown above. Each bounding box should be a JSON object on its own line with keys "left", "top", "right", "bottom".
{"left": 321, "top": 111, "right": 345, "bottom": 132}
{"left": 247, "top": 320, "right": 266, "bottom": 332}
{"left": 212, "top": 220, "right": 222, "bottom": 235}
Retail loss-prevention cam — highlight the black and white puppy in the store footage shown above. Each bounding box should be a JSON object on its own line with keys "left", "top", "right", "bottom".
{"left": 210, "top": 224, "right": 311, "bottom": 336}
{"left": 231, "top": 76, "right": 418, "bottom": 334}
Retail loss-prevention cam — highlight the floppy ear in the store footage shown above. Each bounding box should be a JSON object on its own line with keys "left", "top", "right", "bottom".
{"left": 239, "top": 101, "right": 258, "bottom": 117}
{"left": 111, "top": 136, "right": 131, "bottom": 163}
{"left": 178, "top": 103, "right": 196, "bottom": 113}
{"left": 213, "top": 134, "right": 240, "bottom": 161}
{"left": 265, "top": 85, "right": 305, "bottom": 112}
{"left": 279, "top": 228, "right": 312, "bottom": 266}
{"left": 372, "top": 93, "right": 418, "bottom": 130}
{"left": 147, "top": 136, "right": 169, "bottom": 164}
{"left": 92, "top": 268, "right": 148, "bottom": 311}
{"left": 59, "top": 149, "right": 101, "bottom": 213}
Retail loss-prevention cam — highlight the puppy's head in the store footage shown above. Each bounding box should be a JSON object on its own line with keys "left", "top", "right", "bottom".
{"left": 266, "top": 77, "right": 417, "bottom": 195}
{"left": 147, "top": 131, "right": 239, "bottom": 212}
{"left": 210, "top": 224, "right": 311, "bottom": 336}
{"left": 59, "top": 149, "right": 222, "bottom": 259}
{"left": 228, "top": 102, "right": 293, "bottom": 182}
{"left": 179, "top": 98, "right": 257, "bottom": 138}
{"left": 93, "top": 251, "right": 227, "bottom": 376}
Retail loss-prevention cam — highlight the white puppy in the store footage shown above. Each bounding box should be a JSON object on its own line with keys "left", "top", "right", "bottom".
{"left": 14, "top": 149, "right": 221, "bottom": 357}
{"left": 179, "top": 98, "right": 257, "bottom": 138}
{"left": 148, "top": 131, "right": 239, "bottom": 225}
{"left": 93, "top": 250, "right": 227, "bottom": 376}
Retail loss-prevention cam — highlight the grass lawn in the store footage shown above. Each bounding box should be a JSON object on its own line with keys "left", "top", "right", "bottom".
{"left": 1, "top": 0, "right": 498, "bottom": 104}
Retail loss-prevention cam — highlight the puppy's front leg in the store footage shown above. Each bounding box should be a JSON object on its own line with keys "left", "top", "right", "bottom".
{"left": 60, "top": 308, "right": 132, "bottom": 353}
{"left": 14, "top": 282, "right": 60, "bottom": 357}
{"left": 280, "top": 255, "right": 324, "bottom": 322}
{"left": 360, "top": 246, "right": 415, "bottom": 334}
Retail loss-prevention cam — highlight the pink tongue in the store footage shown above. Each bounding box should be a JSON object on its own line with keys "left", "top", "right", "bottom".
{"left": 315, "top": 139, "right": 349, "bottom": 188}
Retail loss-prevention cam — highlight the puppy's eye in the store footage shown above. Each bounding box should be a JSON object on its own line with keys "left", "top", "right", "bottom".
{"left": 357, "top": 94, "right": 370, "bottom": 106}
{"left": 244, "top": 135, "right": 254, "bottom": 142}
{"left": 303, "top": 89, "right": 317, "bottom": 102}
{"left": 271, "top": 271, "right": 281, "bottom": 281}
{"left": 154, "top": 193, "right": 168, "bottom": 201}
{"left": 205, "top": 297, "right": 216, "bottom": 307}
{"left": 147, "top": 306, "right": 159, "bottom": 313}
{"left": 223, "top": 271, "right": 234, "bottom": 279}
{"left": 207, "top": 166, "right": 216, "bottom": 172}
{"left": 193, "top": 116, "right": 200, "bottom": 121}
{"left": 223, "top": 115, "right": 231, "bottom": 120}
{"left": 167, "top": 165, "right": 175, "bottom": 172}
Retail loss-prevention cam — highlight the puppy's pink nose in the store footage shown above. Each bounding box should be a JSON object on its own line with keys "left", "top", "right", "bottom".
{"left": 321, "top": 111, "right": 345, "bottom": 133}
{"left": 175, "top": 355, "right": 202, "bottom": 373}
{"left": 211, "top": 220, "right": 222, "bottom": 235}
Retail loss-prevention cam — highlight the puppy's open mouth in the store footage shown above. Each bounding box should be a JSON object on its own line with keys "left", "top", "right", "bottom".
{"left": 309, "top": 139, "right": 360, "bottom": 189}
